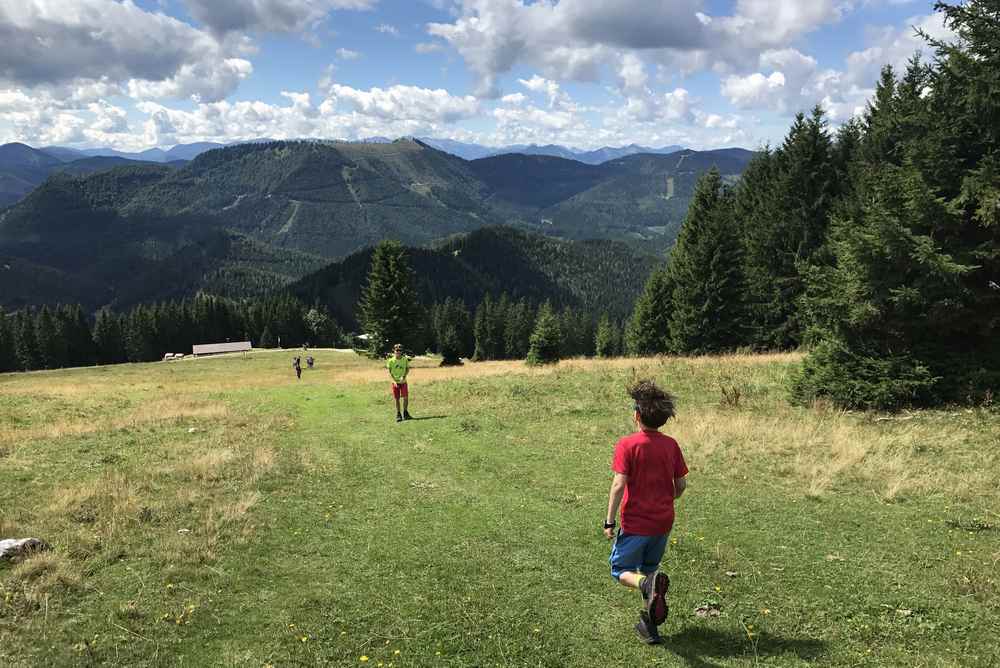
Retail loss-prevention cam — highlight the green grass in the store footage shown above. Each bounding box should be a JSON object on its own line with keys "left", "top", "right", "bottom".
{"left": 1, "top": 351, "right": 998, "bottom": 667}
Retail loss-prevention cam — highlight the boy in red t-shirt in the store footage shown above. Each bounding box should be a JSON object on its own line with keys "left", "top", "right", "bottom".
{"left": 604, "top": 379, "right": 688, "bottom": 645}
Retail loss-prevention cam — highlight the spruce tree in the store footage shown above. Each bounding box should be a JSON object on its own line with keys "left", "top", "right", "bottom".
{"left": 595, "top": 313, "right": 621, "bottom": 358}
{"left": 0, "top": 311, "right": 16, "bottom": 372}
{"left": 259, "top": 325, "right": 277, "bottom": 349}
{"left": 504, "top": 299, "right": 534, "bottom": 360}
{"left": 526, "top": 302, "right": 562, "bottom": 365}
{"left": 62, "top": 304, "right": 95, "bottom": 367}
{"left": 667, "top": 169, "right": 748, "bottom": 354}
{"left": 14, "top": 310, "right": 39, "bottom": 371}
{"left": 472, "top": 294, "right": 496, "bottom": 361}
{"left": 35, "top": 306, "right": 67, "bottom": 369}
{"left": 743, "top": 107, "right": 837, "bottom": 349}
{"left": 624, "top": 265, "right": 673, "bottom": 356}
{"left": 434, "top": 298, "right": 471, "bottom": 365}
{"left": 436, "top": 311, "right": 464, "bottom": 366}
{"left": 796, "top": 0, "right": 1000, "bottom": 407}
{"left": 356, "top": 240, "right": 423, "bottom": 358}
{"left": 93, "top": 308, "right": 125, "bottom": 364}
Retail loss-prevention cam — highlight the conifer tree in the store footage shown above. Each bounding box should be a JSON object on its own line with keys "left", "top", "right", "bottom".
{"left": 61, "top": 304, "right": 95, "bottom": 367}
{"left": 14, "top": 310, "right": 39, "bottom": 371}
{"left": 0, "top": 311, "right": 16, "bottom": 372}
{"left": 356, "top": 240, "right": 423, "bottom": 357}
{"left": 796, "top": 0, "right": 1000, "bottom": 407}
{"left": 594, "top": 313, "right": 621, "bottom": 358}
{"left": 504, "top": 299, "right": 534, "bottom": 360}
{"left": 93, "top": 308, "right": 125, "bottom": 364}
{"left": 743, "top": 107, "right": 837, "bottom": 349}
{"left": 667, "top": 169, "right": 748, "bottom": 354}
{"left": 624, "top": 265, "right": 673, "bottom": 356}
{"left": 35, "top": 306, "right": 67, "bottom": 369}
{"left": 472, "top": 293, "right": 496, "bottom": 361}
{"left": 526, "top": 302, "right": 562, "bottom": 365}
{"left": 434, "top": 298, "right": 472, "bottom": 365}
{"left": 259, "top": 325, "right": 277, "bottom": 349}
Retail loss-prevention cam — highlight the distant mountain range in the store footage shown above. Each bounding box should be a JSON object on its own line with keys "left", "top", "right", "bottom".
{"left": 0, "top": 143, "right": 188, "bottom": 208}
{"left": 417, "top": 138, "right": 687, "bottom": 163}
{"left": 1, "top": 137, "right": 700, "bottom": 209}
{"left": 0, "top": 138, "right": 754, "bottom": 311}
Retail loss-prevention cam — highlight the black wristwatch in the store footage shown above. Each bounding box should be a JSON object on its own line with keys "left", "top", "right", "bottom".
{"left": 603, "top": 520, "right": 616, "bottom": 529}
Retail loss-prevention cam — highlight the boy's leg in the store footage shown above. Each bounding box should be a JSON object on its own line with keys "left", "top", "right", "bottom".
{"left": 610, "top": 533, "right": 665, "bottom": 643}
{"left": 393, "top": 384, "right": 402, "bottom": 420}
{"left": 402, "top": 384, "right": 411, "bottom": 419}
{"left": 641, "top": 535, "right": 671, "bottom": 626}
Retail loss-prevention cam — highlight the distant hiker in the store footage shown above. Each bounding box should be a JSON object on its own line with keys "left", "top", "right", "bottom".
{"left": 306, "top": 355, "right": 315, "bottom": 369}
{"left": 604, "top": 380, "right": 688, "bottom": 645}
{"left": 387, "top": 343, "right": 412, "bottom": 422}
{"left": 293, "top": 356, "right": 302, "bottom": 380}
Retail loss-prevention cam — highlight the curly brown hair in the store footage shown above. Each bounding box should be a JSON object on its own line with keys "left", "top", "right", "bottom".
{"left": 628, "top": 379, "right": 676, "bottom": 428}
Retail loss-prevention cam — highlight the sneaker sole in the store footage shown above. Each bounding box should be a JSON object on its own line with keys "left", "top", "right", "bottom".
{"left": 648, "top": 572, "right": 670, "bottom": 626}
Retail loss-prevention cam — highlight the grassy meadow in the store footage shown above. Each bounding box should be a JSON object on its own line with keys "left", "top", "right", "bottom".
{"left": 1, "top": 350, "right": 998, "bottom": 667}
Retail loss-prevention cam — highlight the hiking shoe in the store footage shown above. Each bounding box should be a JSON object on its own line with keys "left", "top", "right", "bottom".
{"left": 403, "top": 411, "right": 412, "bottom": 420}
{"left": 645, "top": 572, "right": 670, "bottom": 626}
{"left": 396, "top": 413, "right": 403, "bottom": 422}
{"left": 634, "top": 612, "right": 662, "bottom": 645}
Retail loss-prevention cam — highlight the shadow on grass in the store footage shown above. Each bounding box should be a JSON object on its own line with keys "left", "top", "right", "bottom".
{"left": 662, "top": 627, "right": 827, "bottom": 668}
{"left": 405, "top": 415, "right": 448, "bottom": 421}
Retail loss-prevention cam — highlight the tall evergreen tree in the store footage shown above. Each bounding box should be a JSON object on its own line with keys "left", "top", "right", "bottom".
{"left": 35, "top": 306, "right": 68, "bottom": 370}
{"left": 93, "top": 308, "right": 125, "bottom": 365}
{"left": 526, "top": 302, "right": 562, "bottom": 365}
{"left": 666, "top": 169, "right": 748, "bottom": 354}
{"left": 594, "top": 313, "right": 621, "bottom": 358}
{"left": 61, "top": 304, "right": 95, "bottom": 367}
{"left": 472, "top": 293, "right": 497, "bottom": 361}
{"left": 504, "top": 298, "right": 534, "bottom": 360}
{"left": 797, "top": 1, "right": 1000, "bottom": 406}
{"left": 0, "top": 311, "right": 16, "bottom": 373}
{"left": 434, "top": 298, "right": 472, "bottom": 365}
{"left": 356, "top": 240, "right": 423, "bottom": 357}
{"left": 743, "top": 107, "right": 837, "bottom": 349}
{"left": 624, "top": 265, "right": 673, "bottom": 356}
{"left": 13, "top": 310, "right": 39, "bottom": 371}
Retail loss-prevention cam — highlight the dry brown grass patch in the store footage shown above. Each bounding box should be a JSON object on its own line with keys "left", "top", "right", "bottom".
{"left": 7, "top": 552, "right": 81, "bottom": 593}
{"left": 0, "top": 398, "right": 230, "bottom": 448}
{"left": 673, "top": 406, "right": 996, "bottom": 501}
{"left": 178, "top": 448, "right": 236, "bottom": 482}
{"left": 49, "top": 472, "right": 140, "bottom": 530}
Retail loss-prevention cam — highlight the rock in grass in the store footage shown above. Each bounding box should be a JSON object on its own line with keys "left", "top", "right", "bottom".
{"left": 0, "top": 538, "right": 51, "bottom": 561}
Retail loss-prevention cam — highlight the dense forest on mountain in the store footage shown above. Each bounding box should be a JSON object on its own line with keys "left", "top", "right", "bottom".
{"left": 291, "top": 226, "right": 656, "bottom": 330}
{"left": 0, "top": 143, "right": 183, "bottom": 208}
{"left": 0, "top": 139, "right": 749, "bottom": 312}
{"left": 626, "top": 0, "right": 1000, "bottom": 409}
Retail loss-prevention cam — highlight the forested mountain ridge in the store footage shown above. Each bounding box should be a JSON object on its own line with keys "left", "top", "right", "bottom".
{"left": 0, "top": 142, "right": 182, "bottom": 208}
{"left": 1, "top": 138, "right": 749, "bottom": 311}
{"left": 291, "top": 226, "right": 657, "bottom": 329}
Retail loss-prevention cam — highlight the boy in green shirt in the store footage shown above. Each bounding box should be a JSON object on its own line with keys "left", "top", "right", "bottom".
{"left": 387, "top": 343, "right": 412, "bottom": 422}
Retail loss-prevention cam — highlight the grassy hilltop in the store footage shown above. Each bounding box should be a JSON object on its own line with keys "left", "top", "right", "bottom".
{"left": 1, "top": 352, "right": 997, "bottom": 667}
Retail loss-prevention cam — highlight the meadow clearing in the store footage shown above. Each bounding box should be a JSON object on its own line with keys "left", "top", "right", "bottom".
{"left": 0, "top": 350, "right": 998, "bottom": 667}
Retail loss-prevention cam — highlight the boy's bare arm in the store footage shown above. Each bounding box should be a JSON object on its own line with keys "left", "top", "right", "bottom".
{"left": 605, "top": 473, "right": 628, "bottom": 539}
{"left": 674, "top": 476, "right": 687, "bottom": 499}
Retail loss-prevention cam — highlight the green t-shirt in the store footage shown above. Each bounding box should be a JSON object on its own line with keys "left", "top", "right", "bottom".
{"left": 387, "top": 355, "right": 409, "bottom": 383}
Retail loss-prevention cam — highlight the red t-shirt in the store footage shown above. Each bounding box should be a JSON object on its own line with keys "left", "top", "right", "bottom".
{"left": 612, "top": 430, "right": 688, "bottom": 536}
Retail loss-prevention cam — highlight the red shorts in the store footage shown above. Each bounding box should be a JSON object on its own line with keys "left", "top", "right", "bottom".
{"left": 391, "top": 382, "right": 409, "bottom": 399}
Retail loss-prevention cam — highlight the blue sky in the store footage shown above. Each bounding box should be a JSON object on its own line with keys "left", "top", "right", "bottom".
{"left": 0, "top": 1, "right": 951, "bottom": 151}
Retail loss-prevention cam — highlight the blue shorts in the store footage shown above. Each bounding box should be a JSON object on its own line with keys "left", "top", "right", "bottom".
{"left": 609, "top": 531, "right": 668, "bottom": 580}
